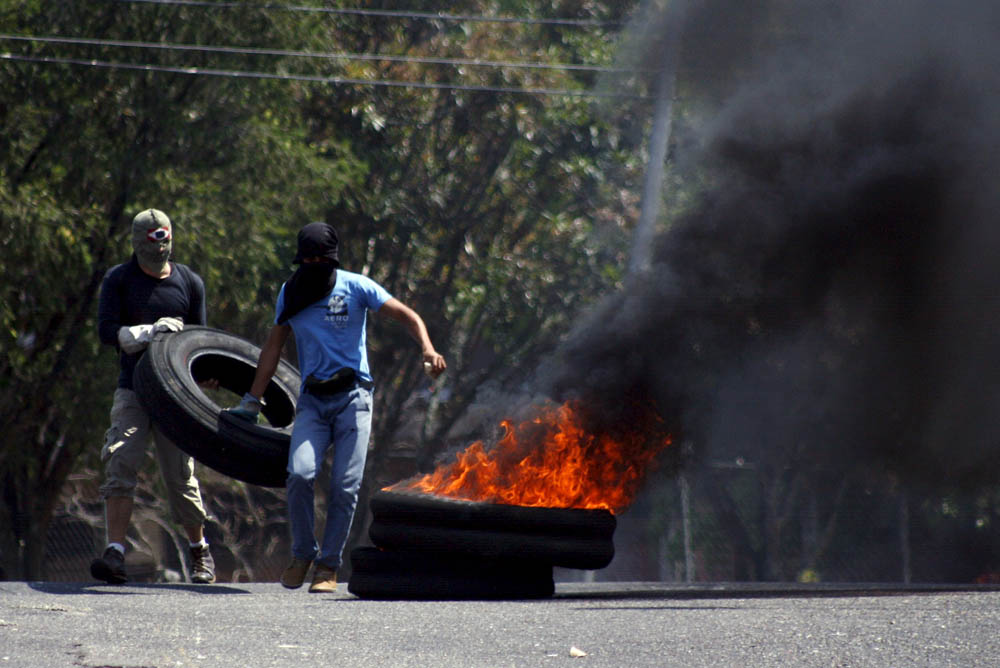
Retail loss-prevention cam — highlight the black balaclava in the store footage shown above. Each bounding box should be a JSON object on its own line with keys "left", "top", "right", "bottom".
{"left": 277, "top": 222, "right": 340, "bottom": 324}
{"left": 293, "top": 222, "right": 340, "bottom": 264}
{"left": 131, "top": 208, "right": 172, "bottom": 274}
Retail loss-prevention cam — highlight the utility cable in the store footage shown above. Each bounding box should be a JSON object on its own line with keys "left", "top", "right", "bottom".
{"left": 0, "top": 52, "right": 650, "bottom": 99}
{"left": 113, "top": 0, "right": 624, "bottom": 27}
{"left": 0, "top": 34, "right": 646, "bottom": 73}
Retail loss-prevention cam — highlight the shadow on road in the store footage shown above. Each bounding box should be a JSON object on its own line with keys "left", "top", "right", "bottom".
{"left": 554, "top": 581, "right": 1000, "bottom": 600}
{"left": 25, "top": 581, "right": 252, "bottom": 596}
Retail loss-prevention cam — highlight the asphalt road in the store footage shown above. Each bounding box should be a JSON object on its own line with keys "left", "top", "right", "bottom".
{"left": 2, "top": 581, "right": 999, "bottom": 668}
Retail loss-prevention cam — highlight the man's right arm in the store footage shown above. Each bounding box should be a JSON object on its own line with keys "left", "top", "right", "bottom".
{"left": 96, "top": 267, "right": 123, "bottom": 347}
{"left": 226, "top": 324, "right": 292, "bottom": 421}
{"left": 249, "top": 324, "right": 292, "bottom": 399}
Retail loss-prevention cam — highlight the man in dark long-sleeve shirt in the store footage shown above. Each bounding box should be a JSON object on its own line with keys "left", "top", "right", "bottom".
{"left": 90, "top": 208, "right": 216, "bottom": 585}
{"left": 96, "top": 248, "right": 206, "bottom": 388}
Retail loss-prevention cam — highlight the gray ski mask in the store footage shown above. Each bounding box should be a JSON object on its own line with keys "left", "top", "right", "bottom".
{"left": 131, "top": 209, "right": 172, "bottom": 273}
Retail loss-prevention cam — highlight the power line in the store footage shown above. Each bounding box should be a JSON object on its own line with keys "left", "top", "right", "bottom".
{"left": 115, "top": 0, "right": 624, "bottom": 27}
{"left": 0, "top": 34, "right": 645, "bottom": 74}
{"left": 0, "top": 52, "right": 649, "bottom": 99}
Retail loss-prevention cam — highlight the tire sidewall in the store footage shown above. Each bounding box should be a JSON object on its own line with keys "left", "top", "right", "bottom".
{"left": 134, "top": 326, "right": 299, "bottom": 487}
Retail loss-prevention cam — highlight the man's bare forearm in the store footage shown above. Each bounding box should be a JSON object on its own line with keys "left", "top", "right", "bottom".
{"left": 249, "top": 324, "right": 290, "bottom": 398}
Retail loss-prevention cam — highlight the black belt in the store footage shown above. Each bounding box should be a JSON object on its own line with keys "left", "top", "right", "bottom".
{"left": 304, "top": 369, "right": 373, "bottom": 396}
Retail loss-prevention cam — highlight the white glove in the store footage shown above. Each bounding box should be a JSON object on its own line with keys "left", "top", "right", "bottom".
{"left": 117, "top": 324, "right": 154, "bottom": 354}
{"left": 117, "top": 317, "right": 184, "bottom": 354}
{"left": 153, "top": 317, "right": 184, "bottom": 333}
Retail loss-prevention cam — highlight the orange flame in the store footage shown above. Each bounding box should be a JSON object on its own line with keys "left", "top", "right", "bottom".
{"left": 387, "top": 400, "right": 672, "bottom": 513}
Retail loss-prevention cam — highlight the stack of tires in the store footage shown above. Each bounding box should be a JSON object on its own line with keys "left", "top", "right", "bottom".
{"left": 348, "top": 489, "right": 617, "bottom": 600}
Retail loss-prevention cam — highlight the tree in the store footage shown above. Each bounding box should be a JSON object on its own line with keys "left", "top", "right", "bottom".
{"left": 0, "top": 0, "right": 364, "bottom": 579}
{"left": 285, "top": 1, "right": 651, "bottom": 565}
{"left": 1, "top": 0, "right": 652, "bottom": 580}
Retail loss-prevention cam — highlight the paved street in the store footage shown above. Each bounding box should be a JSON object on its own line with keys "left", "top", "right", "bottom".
{"left": 2, "top": 581, "right": 999, "bottom": 668}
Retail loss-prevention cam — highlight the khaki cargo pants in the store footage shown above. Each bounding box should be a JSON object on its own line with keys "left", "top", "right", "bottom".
{"left": 99, "top": 388, "right": 207, "bottom": 528}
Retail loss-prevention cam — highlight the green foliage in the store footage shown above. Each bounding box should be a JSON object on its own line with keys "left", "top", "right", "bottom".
{"left": 2, "top": 0, "right": 994, "bottom": 585}
{"left": 0, "top": 0, "right": 654, "bottom": 579}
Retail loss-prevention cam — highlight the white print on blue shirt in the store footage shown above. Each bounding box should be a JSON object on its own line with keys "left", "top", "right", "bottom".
{"left": 325, "top": 294, "right": 349, "bottom": 325}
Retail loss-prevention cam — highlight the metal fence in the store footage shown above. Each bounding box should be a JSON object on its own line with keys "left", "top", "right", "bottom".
{"left": 35, "top": 461, "right": 1000, "bottom": 585}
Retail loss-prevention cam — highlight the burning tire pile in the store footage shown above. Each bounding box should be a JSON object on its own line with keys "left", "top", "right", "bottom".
{"left": 349, "top": 401, "right": 668, "bottom": 599}
{"left": 348, "top": 489, "right": 617, "bottom": 600}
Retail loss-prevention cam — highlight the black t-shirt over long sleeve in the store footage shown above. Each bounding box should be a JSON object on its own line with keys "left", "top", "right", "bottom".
{"left": 97, "top": 255, "right": 206, "bottom": 389}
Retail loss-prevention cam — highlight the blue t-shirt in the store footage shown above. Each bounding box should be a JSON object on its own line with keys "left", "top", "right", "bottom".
{"left": 275, "top": 269, "right": 392, "bottom": 387}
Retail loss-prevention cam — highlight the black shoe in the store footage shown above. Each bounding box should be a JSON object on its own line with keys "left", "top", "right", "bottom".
{"left": 190, "top": 544, "right": 216, "bottom": 584}
{"left": 90, "top": 546, "right": 128, "bottom": 584}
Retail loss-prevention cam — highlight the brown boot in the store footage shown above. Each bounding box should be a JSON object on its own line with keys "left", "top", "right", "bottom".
{"left": 189, "top": 544, "right": 216, "bottom": 584}
{"left": 308, "top": 565, "right": 337, "bottom": 593}
{"left": 280, "top": 558, "right": 312, "bottom": 589}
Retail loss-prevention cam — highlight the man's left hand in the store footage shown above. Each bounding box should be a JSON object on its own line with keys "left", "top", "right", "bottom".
{"left": 153, "top": 317, "right": 184, "bottom": 333}
{"left": 422, "top": 352, "right": 447, "bottom": 379}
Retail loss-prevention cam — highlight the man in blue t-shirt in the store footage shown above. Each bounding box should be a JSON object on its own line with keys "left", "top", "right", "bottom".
{"left": 91, "top": 208, "right": 216, "bottom": 585}
{"left": 230, "top": 222, "right": 446, "bottom": 593}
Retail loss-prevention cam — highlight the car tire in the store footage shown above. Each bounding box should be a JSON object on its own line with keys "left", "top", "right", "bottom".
{"left": 367, "top": 521, "right": 615, "bottom": 570}
{"left": 367, "top": 490, "right": 616, "bottom": 570}
{"left": 347, "top": 547, "right": 554, "bottom": 600}
{"left": 133, "top": 326, "right": 300, "bottom": 487}
{"left": 371, "top": 489, "right": 617, "bottom": 537}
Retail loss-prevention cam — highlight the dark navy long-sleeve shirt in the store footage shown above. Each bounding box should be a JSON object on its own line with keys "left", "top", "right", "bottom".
{"left": 97, "top": 255, "right": 206, "bottom": 389}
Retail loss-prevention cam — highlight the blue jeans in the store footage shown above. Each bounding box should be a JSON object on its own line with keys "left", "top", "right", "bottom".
{"left": 286, "top": 387, "right": 373, "bottom": 570}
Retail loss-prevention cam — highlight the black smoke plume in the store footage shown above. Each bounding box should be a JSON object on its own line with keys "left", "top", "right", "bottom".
{"left": 546, "top": 0, "right": 1000, "bottom": 488}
